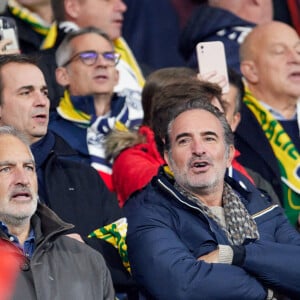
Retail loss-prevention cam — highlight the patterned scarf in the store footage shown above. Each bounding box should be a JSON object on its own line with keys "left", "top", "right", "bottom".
{"left": 244, "top": 88, "right": 300, "bottom": 226}
{"left": 56, "top": 90, "right": 143, "bottom": 187}
{"left": 8, "top": 0, "right": 50, "bottom": 36}
{"left": 176, "top": 182, "right": 259, "bottom": 245}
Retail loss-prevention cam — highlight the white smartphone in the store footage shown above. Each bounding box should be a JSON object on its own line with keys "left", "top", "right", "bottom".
{"left": 0, "top": 17, "right": 19, "bottom": 51}
{"left": 196, "top": 41, "right": 229, "bottom": 93}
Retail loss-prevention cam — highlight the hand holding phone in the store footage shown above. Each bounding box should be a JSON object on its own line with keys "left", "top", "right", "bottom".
{"left": 196, "top": 41, "right": 229, "bottom": 93}
{"left": 0, "top": 17, "right": 19, "bottom": 52}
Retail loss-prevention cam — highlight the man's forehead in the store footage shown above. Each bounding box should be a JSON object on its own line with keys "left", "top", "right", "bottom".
{"left": 172, "top": 109, "right": 221, "bottom": 133}
{"left": 70, "top": 33, "right": 113, "bottom": 50}
{"left": 0, "top": 136, "right": 32, "bottom": 159}
{"left": 2, "top": 63, "right": 46, "bottom": 89}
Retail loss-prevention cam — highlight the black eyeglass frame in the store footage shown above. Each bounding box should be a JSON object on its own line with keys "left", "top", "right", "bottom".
{"left": 62, "top": 50, "right": 121, "bottom": 67}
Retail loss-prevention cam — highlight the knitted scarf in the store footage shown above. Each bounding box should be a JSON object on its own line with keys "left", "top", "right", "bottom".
{"left": 41, "top": 23, "right": 145, "bottom": 87}
{"left": 176, "top": 182, "right": 259, "bottom": 245}
{"left": 244, "top": 88, "right": 300, "bottom": 226}
{"left": 56, "top": 90, "right": 143, "bottom": 187}
{"left": 7, "top": 0, "right": 50, "bottom": 36}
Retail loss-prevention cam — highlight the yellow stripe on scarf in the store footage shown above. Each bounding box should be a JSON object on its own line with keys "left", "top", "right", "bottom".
{"left": 244, "top": 88, "right": 300, "bottom": 225}
{"left": 56, "top": 90, "right": 91, "bottom": 124}
{"left": 41, "top": 22, "right": 57, "bottom": 49}
{"left": 8, "top": 0, "right": 50, "bottom": 36}
{"left": 114, "top": 37, "right": 145, "bottom": 87}
{"left": 88, "top": 218, "right": 130, "bottom": 273}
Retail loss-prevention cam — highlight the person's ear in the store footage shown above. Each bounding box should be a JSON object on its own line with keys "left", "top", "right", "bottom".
{"left": 113, "top": 69, "right": 119, "bottom": 86}
{"left": 231, "top": 112, "right": 241, "bottom": 132}
{"left": 163, "top": 150, "right": 170, "bottom": 166}
{"left": 55, "top": 67, "right": 70, "bottom": 87}
{"left": 64, "top": 0, "right": 80, "bottom": 19}
{"left": 240, "top": 60, "right": 259, "bottom": 83}
{"left": 226, "top": 145, "right": 235, "bottom": 167}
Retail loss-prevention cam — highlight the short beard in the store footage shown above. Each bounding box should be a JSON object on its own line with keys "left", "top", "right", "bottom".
{"left": 168, "top": 153, "right": 226, "bottom": 195}
{"left": 0, "top": 213, "right": 31, "bottom": 228}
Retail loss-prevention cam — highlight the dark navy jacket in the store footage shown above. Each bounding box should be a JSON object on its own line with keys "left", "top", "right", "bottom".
{"left": 125, "top": 168, "right": 300, "bottom": 299}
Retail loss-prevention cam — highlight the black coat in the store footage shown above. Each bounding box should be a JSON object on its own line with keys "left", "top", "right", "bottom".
{"left": 235, "top": 102, "right": 283, "bottom": 202}
{"left": 31, "top": 132, "right": 136, "bottom": 295}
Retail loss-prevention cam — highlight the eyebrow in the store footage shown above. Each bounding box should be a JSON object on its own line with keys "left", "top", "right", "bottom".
{"left": 16, "top": 85, "right": 34, "bottom": 92}
{"left": 0, "top": 159, "right": 35, "bottom": 166}
{"left": 175, "top": 131, "right": 218, "bottom": 142}
{"left": 16, "top": 85, "right": 48, "bottom": 92}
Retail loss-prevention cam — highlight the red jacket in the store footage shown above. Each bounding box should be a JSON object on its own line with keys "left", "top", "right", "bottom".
{"left": 112, "top": 126, "right": 165, "bottom": 207}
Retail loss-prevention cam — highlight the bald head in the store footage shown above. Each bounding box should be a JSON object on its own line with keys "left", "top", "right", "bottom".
{"left": 240, "top": 21, "right": 300, "bottom": 62}
{"left": 240, "top": 21, "right": 300, "bottom": 111}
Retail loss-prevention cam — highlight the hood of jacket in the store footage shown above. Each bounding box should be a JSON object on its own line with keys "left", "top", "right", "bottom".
{"left": 179, "top": 4, "right": 255, "bottom": 61}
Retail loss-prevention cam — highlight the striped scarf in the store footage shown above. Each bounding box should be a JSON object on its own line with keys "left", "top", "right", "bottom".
{"left": 7, "top": 0, "right": 50, "bottom": 36}
{"left": 244, "top": 88, "right": 300, "bottom": 226}
{"left": 176, "top": 182, "right": 259, "bottom": 245}
{"left": 57, "top": 90, "right": 143, "bottom": 188}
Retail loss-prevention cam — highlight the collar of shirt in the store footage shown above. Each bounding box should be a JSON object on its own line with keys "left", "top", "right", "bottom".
{"left": 0, "top": 221, "right": 35, "bottom": 258}
{"left": 260, "top": 101, "right": 297, "bottom": 120}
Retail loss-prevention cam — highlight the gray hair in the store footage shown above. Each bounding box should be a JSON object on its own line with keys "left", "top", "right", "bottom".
{"left": 165, "top": 100, "right": 234, "bottom": 157}
{"left": 56, "top": 26, "right": 113, "bottom": 67}
{"left": 0, "top": 126, "right": 34, "bottom": 159}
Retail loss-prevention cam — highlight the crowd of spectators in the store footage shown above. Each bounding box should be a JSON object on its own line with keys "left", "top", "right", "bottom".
{"left": 0, "top": 0, "right": 300, "bottom": 299}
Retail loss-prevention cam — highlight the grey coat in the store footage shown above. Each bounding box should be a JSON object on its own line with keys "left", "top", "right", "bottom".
{"left": 1, "top": 204, "right": 115, "bottom": 300}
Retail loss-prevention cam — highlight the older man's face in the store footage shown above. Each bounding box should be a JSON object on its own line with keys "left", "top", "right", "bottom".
{"left": 58, "top": 33, "right": 119, "bottom": 97}
{"left": 0, "top": 135, "right": 38, "bottom": 228}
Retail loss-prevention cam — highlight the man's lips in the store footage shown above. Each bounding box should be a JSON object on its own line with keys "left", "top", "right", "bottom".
{"left": 288, "top": 71, "right": 300, "bottom": 81}
{"left": 189, "top": 159, "right": 211, "bottom": 172}
{"left": 33, "top": 113, "right": 48, "bottom": 120}
{"left": 94, "top": 74, "right": 109, "bottom": 81}
{"left": 10, "top": 190, "right": 32, "bottom": 202}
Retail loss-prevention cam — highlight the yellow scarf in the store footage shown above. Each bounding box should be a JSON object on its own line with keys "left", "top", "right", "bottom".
{"left": 244, "top": 88, "right": 300, "bottom": 225}
{"left": 8, "top": 0, "right": 50, "bottom": 36}
{"left": 88, "top": 217, "right": 130, "bottom": 273}
{"left": 56, "top": 90, "right": 91, "bottom": 124}
{"left": 42, "top": 23, "right": 145, "bottom": 87}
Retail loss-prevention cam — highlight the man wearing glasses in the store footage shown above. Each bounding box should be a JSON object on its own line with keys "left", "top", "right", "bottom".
{"left": 49, "top": 27, "right": 143, "bottom": 190}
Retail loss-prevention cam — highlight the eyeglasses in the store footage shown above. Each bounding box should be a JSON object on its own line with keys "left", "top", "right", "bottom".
{"left": 62, "top": 50, "right": 121, "bottom": 67}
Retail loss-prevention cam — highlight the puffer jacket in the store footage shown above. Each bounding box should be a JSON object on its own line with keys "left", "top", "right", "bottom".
{"left": 124, "top": 168, "right": 300, "bottom": 299}
{"left": 1, "top": 204, "right": 115, "bottom": 300}
{"left": 105, "top": 126, "right": 164, "bottom": 206}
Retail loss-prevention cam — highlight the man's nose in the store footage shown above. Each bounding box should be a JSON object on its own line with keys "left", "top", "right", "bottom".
{"left": 191, "top": 139, "right": 206, "bottom": 155}
{"left": 116, "top": 0, "right": 127, "bottom": 12}
{"left": 14, "top": 168, "right": 30, "bottom": 186}
{"left": 35, "top": 92, "right": 49, "bottom": 106}
{"left": 288, "top": 48, "right": 300, "bottom": 63}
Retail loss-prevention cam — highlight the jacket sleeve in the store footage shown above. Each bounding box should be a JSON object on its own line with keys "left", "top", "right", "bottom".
{"left": 126, "top": 205, "right": 267, "bottom": 300}
{"left": 240, "top": 240, "right": 300, "bottom": 297}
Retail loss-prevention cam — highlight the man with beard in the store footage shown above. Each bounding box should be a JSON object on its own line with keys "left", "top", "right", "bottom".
{"left": 124, "top": 82, "right": 300, "bottom": 299}
{"left": 0, "top": 126, "right": 114, "bottom": 299}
